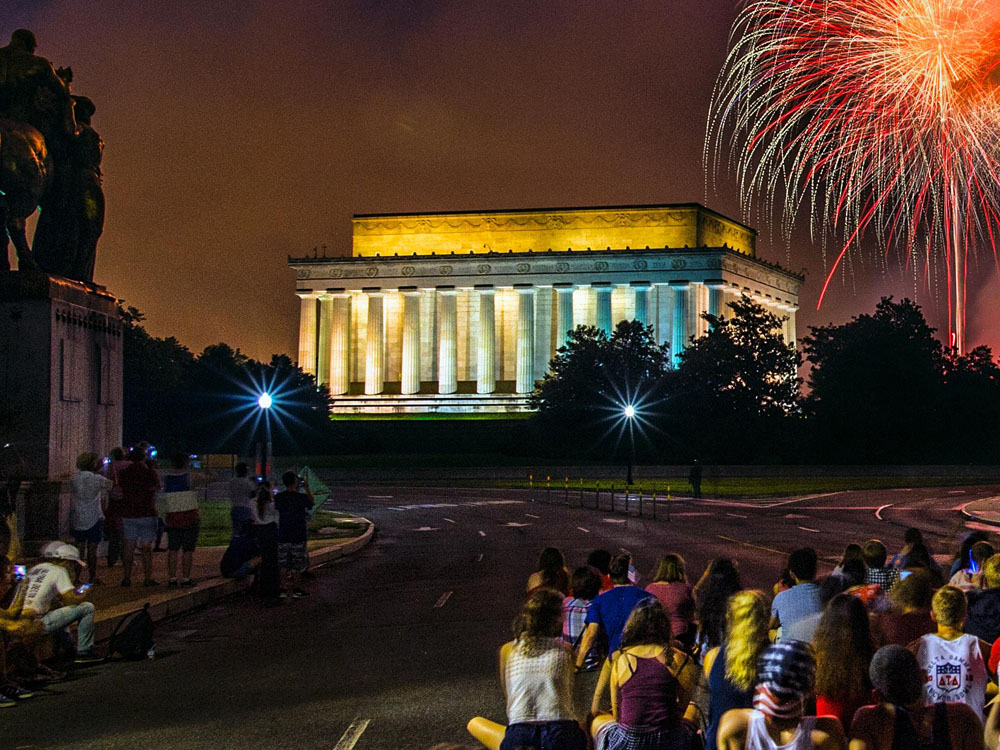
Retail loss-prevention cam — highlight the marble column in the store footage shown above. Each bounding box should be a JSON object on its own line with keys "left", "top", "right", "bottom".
{"left": 296, "top": 292, "right": 318, "bottom": 376}
{"left": 555, "top": 285, "right": 574, "bottom": 346}
{"left": 477, "top": 288, "right": 496, "bottom": 394}
{"left": 670, "top": 281, "right": 689, "bottom": 368}
{"left": 706, "top": 281, "right": 726, "bottom": 320}
{"left": 437, "top": 289, "right": 458, "bottom": 394}
{"left": 516, "top": 287, "right": 536, "bottom": 394}
{"left": 401, "top": 291, "right": 421, "bottom": 395}
{"left": 329, "top": 293, "right": 351, "bottom": 395}
{"left": 595, "top": 284, "right": 612, "bottom": 335}
{"left": 632, "top": 283, "right": 650, "bottom": 326}
{"left": 784, "top": 304, "right": 798, "bottom": 346}
{"left": 364, "top": 291, "right": 384, "bottom": 395}
{"left": 316, "top": 294, "right": 334, "bottom": 387}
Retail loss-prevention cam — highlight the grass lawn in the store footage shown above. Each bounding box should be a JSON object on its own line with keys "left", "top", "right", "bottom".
{"left": 195, "top": 501, "right": 369, "bottom": 547}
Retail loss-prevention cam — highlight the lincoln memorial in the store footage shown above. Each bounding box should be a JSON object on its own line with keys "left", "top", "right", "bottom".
{"left": 289, "top": 204, "right": 802, "bottom": 415}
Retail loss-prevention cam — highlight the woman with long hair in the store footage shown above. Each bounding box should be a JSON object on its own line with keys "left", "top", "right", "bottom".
{"left": 694, "top": 558, "right": 743, "bottom": 657}
{"left": 832, "top": 544, "right": 863, "bottom": 576}
{"left": 590, "top": 598, "right": 699, "bottom": 750}
{"left": 703, "top": 591, "right": 770, "bottom": 750}
{"left": 813, "top": 593, "right": 874, "bottom": 728}
{"left": 646, "top": 553, "right": 696, "bottom": 650}
{"left": 527, "top": 546, "right": 570, "bottom": 596}
{"left": 468, "top": 589, "right": 586, "bottom": 750}
{"left": 902, "top": 542, "right": 945, "bottom": 588}
{"left": 251, "top": 481, "right": 281, "bottom": 605}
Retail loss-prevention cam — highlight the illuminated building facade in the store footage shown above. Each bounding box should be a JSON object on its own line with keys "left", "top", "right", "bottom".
{"left": 288, "top": 204, "right": 802, "bottom": 414}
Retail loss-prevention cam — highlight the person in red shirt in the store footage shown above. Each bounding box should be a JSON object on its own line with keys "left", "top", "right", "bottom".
{"left": 116, "top": 444, "right": 161, "bottom": 587}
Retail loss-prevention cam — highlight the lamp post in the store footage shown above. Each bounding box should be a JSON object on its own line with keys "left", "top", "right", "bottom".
{"left": 623, "top": 404, "right": 635, "bottom": 485}
{"left": 257, "top": 392, "right": 272, "bottom": 481}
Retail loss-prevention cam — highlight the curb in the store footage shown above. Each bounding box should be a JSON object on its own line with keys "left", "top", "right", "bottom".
{"left": 92, "top": 520, "right": 375, "bottom": 643}
{"left": 961, "top": 501, "right": 1000, "bottom": 528}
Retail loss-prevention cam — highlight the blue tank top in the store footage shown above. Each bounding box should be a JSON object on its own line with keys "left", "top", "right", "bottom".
{"left": 707, "top": 644, "right": 754, "bottom": 750}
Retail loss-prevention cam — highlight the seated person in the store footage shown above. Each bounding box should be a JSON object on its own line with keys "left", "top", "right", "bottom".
{"left": 948, "top": 541, "right": 993, "bottom": 592}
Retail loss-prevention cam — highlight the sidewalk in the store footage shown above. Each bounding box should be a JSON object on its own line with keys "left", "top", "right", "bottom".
{"left": 55, "top": 520, "right": 374, "bottom": 644}
{"left": 962, "top": 497, "right": 1000, "bottom": 527}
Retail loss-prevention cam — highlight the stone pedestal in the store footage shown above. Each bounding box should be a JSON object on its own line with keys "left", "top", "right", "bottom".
{"left": 0, "top": 272, "right": 123, "bottom": 543}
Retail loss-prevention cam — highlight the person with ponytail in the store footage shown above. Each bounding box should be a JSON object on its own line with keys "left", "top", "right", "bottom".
{"left": 467, "top": 589, "right": 586, "bottom": 750}
{"left": 717, "top": 640, "right": 845, "bottom": 750}
{"left": 704, "top": 591, "right": 770, "bottom": 750}
{"left": 251, "top": 481, "right": 280, "bottom": 605}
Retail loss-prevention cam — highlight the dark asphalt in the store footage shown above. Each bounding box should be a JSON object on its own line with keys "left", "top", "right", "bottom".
{"left": 3, "top": 482, "right": 998, "bottom": 749}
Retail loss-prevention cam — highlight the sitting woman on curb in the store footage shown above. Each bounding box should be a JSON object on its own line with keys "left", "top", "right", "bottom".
{"left": 527, "top": 547, "right": 570, "bottom": 596}
{"left": 645, "top": 553, "right": 696, "bottom": 651}
{"left": 589, "top": 598, "right": 699, "bottom": 750}
{"left": 467, "top": 589, "right": 587, "bottom": 750}
{"left": 717, "top": 640, "right": 845, "bottom": 750}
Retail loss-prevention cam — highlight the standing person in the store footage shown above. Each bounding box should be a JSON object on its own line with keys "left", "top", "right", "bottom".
{"left": 227, "top": 462, "right": 255, "bottom": 536}
{"left": 467, "top": 589, "right": 587, "bottom": 750}
{"left": 575, "top": 554, "right": 653, "bottom": 672}
{"left": 102, "top": 447, "right": 129, "bottom": 568}
{"left": 850, "top": 645, "right": 984, "bottom": 750}
{"left": 695, "top": 558, "right": 744, "bottom": 658}
{"left": 69, "top": 452, "right": 111, "bottom": 585}
{"left": 703, "top": 590, "right": 770, "bottom": 750}
{"left": 117, "top": 444, "right": 160, "bottom": 587}
{"left": 862, "top": 539, "right": 901, "bottom": 594}
{"left": 527, "top": 547, "right": 570, "bottom": 596}
{"left": 770, "top": 548, "right": 822, "bottom": 643}
{"left": 910, "top": 585, "right": 991, "bottom": 722}
{"left": 717, "top": 641, "right": 845, "bottom": 750}
{"left": 162, "top": 453, "right": 200, "bottom": 588}
{"left": 812, "top": 593, "right": 874, "bottom": 728}
{"left": 275, "top": 471, "right": 316, "bottom": 598}
{"left": 252, "top": 482, "right": 281, "bottom": 606}
{"left": 589, "top": 598, "right": 699, "bottom": 750}
{"left": 688, "top": 460, "right": 703, "bottom": 500}
{"left": 645, "top": 553, "right": 696, "bottom": 650}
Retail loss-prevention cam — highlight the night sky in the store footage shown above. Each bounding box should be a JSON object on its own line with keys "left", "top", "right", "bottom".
{"left": 8, "top": 1, "right": 999, "bottom": 359}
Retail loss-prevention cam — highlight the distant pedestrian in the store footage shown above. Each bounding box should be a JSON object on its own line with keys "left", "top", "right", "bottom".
{"left": 275, "top": 471, "right": 316, "bottom": 598}
{"left": 117, "top": 444, "right": 160, "bottom": 587}
{"left": 252, "top": 482, "right": 281, "bottom": 605}
{"left": 227, "top": 462, "right": 255, "bottom": 536}
{"left": 688, "top": 460, "right": 702, "bottom": 499}
{"left": 162, "top": 453, "right": 201, "bottom": 588}
{"left": 102, "top": 447, "right": 129, "bottom": 568}
{"left": 69, "top": 452, "right": 111, "bottom": 585}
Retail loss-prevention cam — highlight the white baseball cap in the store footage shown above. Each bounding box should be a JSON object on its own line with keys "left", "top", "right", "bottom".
{"left": 50, "top": 543, "right": 83, "bottom": 566}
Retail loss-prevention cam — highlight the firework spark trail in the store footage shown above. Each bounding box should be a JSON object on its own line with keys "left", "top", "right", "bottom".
{"left": 707, "top": 0, "right": 1000, "bottom": 351}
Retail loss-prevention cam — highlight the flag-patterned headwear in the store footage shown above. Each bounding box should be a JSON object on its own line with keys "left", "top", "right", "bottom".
{"left": 752, "top": 640, "right": 815, "bottom": 720}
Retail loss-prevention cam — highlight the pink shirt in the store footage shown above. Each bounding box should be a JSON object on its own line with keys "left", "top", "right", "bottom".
{"left": 645, "top": 581, "right": 695, "bottom": 636}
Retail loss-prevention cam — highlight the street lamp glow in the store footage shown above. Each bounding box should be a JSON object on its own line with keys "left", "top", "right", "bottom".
{"left": 624, "top": 404, "right": 636, "bottom": 419}
{"left": 257, "top": 393, "right": 273, "bottom": 410}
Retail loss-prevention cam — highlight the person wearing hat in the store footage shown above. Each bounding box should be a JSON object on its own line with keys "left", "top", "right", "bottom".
{"left": 850, "top": 644, "right": 983, "bottom": 750}
{"left": 717, "top": 641, "right": 844, "bottom": 749}
{"left": 20, "top": 543, "right": 102, "bottom": 664}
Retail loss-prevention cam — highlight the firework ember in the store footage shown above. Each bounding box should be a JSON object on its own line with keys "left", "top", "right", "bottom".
{"left": 707, "top": 0, "right": 1000, "bottom": 351}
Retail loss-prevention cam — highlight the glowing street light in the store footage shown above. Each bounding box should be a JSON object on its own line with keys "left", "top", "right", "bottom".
{"left": 258, "top": 392, "right": 273, "bottom": 410}
{"left": 623, "top": 403, "right": 636, "bottom": 485}
{"left": 256, "top": 392, "right": 273, "bottom": 479}
{"left": 623, "top": 404, "right": 636, "bottom": 419}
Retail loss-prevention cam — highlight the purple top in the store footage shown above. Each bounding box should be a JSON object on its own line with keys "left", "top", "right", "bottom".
{"left": 617, "top": 653, "right": 682, "bottom": 732}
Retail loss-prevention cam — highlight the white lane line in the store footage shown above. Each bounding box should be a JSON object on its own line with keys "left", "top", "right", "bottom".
{"left": 434, "top": 591, "right": 453, "bottom": 608}
{"left": 368, "top": 495, "right": 393, "bottom": 499}
{"left": 387, "top": 507, "right": 405, "bottom": 511}
{"left": 413, "top": 526, "right": 439, "bottom": 532}
{"left": 674, "top": 512, "right": 713, "bottom": 516}
{"left": 475, "top": 553, "right": 484, "bottom": 562}
{"left": 727, "top": 513, "right": 748, "bottom": 518}
{"left": 949, "top": 490, "right": 967, "bottom": 494}
{"left": 717, "top": 535, "right": 784, "bottom": 555}
{"left": 503, "top": 522, "right": 532, "bottom": 527}
{"left": 875, "top": 504, "right": 893, "bottom": 521}
{"left": 577, "top": 527, "right": 590, "bottom": 533}
{"left": 604, "top": 518, "right": 627, "bottom": 524}
{"left": 798, "top": 526, "right": 820, "bottom": 533}
{"left": 443, "top": 518, "right": 456, "bottom": 524}
{"left": 891, "top": 488, "right": 914, "bottom": 492}
{"left": 478, "top": 530, "right": 486, "bottom": 537}
{"left": 333, "top": 718, "right": 371, "bottom": 750}
{"left": 525, "top": 513, "right": 540, "bottom": 519}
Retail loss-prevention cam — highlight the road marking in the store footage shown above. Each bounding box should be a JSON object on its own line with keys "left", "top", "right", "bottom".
{"left": 965, "top": 521, "right": 999, "bottom": 533}
{"left": 891, "top": 488, "right": 913, "bottom": 492}
{"left": 333, "top": 718, "right": 371, "bottom": 750}
{"left": 674, "top": 512, "right": 712, "bottom": 516}
{"left": 727, "top": 513, "right": 748, "bottom": 518}
{"left": 442, "top": 518, "right": 456, "bottom": 524}
{"left": 434, "top": 591, "right": 453, "bottom": 608}
{"left": 949, "top": 490, "right": 967, "bottom": 494}
{"left": 525, "top": 513, "right": 540, "bottom": 519}
{"left": 717, "top": 535, "right": 785, "bottom": 555}
{"left": 604, "top": 518, "right": 627, "bottom": 524}
{"left": 503, "top": 522, "right": 531, "bottom": 527}
{"left": 387, "top": 507, "right": 405, "bottom": 511}
{"left": 475, "top": 553, "right": 484, "bottom": 562}
{"left": 784, "top": 513, "right": 808, "bottom": 519}
{"left": 413, "top": 526, "right": 439, "bottom": 532}
{"left": 875, "top": 504, "right": 893, "bottom": 520}
{"left": 577, "top": 527, "right": 590, "bottom": 533}
{"left": 478, "top": 530, "right": 486, "bottom": 537}
{"left": 368, "top": 495, "right": 393, "bottom": 499}
{"left": 798, "top": 526, "right": 820, "bottom": 533}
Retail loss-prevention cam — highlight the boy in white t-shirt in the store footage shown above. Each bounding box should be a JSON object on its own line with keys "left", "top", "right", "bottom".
{"left": 21, "top": 544, "right": 102, "bottom": 664}
{"left": 910, "top": 584, "right": 992, "bottom": 722}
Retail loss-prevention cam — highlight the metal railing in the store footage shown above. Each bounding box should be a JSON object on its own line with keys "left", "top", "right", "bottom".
{"left": 526, "top": 474, "right": 672, "bottom": 521}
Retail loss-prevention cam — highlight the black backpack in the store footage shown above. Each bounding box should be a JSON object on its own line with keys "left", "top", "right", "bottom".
{"left": 108, "top": 603, "right": 155, "bottom": 660}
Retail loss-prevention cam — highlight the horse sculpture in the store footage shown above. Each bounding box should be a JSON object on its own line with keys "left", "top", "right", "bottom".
{"left": 0, "top": 118, "right": 53, "bottom": 273}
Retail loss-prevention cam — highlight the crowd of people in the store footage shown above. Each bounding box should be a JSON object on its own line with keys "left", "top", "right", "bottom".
{"left": 468, "top": 531, "right": 1000, "bottom": 750}
{"left": 0, "top": 446, "right": 321, "bottom": 706}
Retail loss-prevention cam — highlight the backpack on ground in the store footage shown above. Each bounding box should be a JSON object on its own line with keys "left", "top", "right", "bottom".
{"left": 108, "top": 603, "right": 154, "bottom": 660}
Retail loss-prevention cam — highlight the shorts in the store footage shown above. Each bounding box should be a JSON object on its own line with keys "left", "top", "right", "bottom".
{"left": 122, "top": 516, "right": 158, "bottom": 544}
{"left": 278, "top": 542, "right": 308, "bottom": 573}
{"left": 501, "top": 721, "right": 587, "bottom": 750}
{"left": 72, "top": 518, "right": 104, "bottom": 545}
{"left": 166, "top": 523, "right": 200, "bottom": 552}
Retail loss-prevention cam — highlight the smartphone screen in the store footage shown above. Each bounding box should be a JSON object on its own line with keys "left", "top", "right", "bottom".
{"left": 77, "top": 583, "right": 92, "bottom": 593}
{"left": 13, "top": 565, "right": 26, "bottom": 578}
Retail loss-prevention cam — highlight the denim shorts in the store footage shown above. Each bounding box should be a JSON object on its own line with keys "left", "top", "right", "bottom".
{"left": 72, "top": 518, "right": 104, "bottom": 545}
{"left": 122, "top": 516, "right": 158, "bottom": 544}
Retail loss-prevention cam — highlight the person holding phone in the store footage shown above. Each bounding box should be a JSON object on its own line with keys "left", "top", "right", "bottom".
{"left": 274, "top": 470, "right": 316, "bottom": 598}
{"left": 20, "top": 544, "right": 103, "bottom": 664}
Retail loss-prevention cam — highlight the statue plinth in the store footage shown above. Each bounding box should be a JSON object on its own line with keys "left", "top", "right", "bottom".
{"left": 0, "top": 271, "right": 122, "bottom": 542}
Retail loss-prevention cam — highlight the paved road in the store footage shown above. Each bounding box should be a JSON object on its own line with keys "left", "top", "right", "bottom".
{"left": 5, "top": 482, "right": 998, "bottom": 749}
